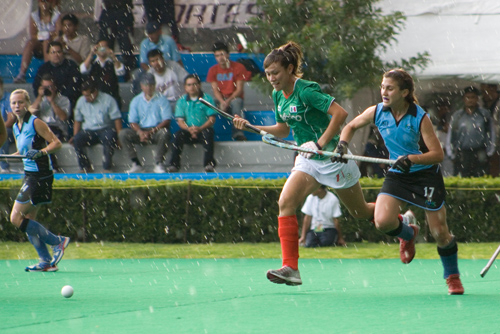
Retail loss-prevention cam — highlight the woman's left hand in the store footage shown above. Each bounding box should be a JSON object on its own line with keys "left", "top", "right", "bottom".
{"left": 299, "top": 141, "right": 321, "bottom": 159}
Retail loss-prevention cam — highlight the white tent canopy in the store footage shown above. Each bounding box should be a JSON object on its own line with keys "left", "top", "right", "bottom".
{"left": 380, "top": 0, "right": 500, "bottom": 83}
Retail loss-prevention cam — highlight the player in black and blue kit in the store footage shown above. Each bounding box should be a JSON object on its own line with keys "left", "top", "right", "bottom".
{"left": 9, "top": 89, "right": 69, "bottom": 272}
{"left": 333, "top": 69, "right": 464, "bottom": 295}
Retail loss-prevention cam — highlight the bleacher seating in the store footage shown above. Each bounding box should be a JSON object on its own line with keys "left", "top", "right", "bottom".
{"left": 0, "top": 52, "right": 264, "bottom": 84}
{"left": 0, "top": 52, "right": 299, "bottom": 174}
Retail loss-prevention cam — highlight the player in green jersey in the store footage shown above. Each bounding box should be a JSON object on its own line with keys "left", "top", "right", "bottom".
{"left": 233, "top": 41, "right": 377, "bottom": 286}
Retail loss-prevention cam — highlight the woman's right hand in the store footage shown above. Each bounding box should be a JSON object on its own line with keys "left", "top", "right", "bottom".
{"left": 233, "top": 115, "right": 249, "bottom": 130}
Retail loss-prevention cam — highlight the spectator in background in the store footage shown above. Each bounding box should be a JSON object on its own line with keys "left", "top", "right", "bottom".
{"left": 207, "top": 41, "right": 251, "bottom": 141}
{"left": 14, "top": 0, "right": 62, "bottom": 83}
{"left": 432, "top": 99, "right": 453, "bottom": 176}
{"left": 0, "top": 78, "right": 15, "bottom": 173}
{"left": 167, "top": 74, "right": 217, "bottom": 173}
{"left": 139, "top": 21, "right": 182, "bottom": 71}
{"left": 98, "top": 0, "right": 136, "bottom": 80}
{"left": 71, "top": 79, "right": 122, "bottom": 173}
{"left": 33, "top": 41, "right": 82, "bottom": 110}
{"left": 299, "top": 185, "right": 345, "bottom": 247}
{"left": 119, "top": 73, "right": 172, "bottom": 174}
{"left": 30, "top": 74, "right": 70, "bottom": 172}
{"left": 481, "top": 83, "right": 500, "bottom": 177}
{"left": 60, "top": 13, "right": 91, "bottom": 65}
{"left": 447, "top": 86, "right": 495, "bottom": 177}
{"left": 80, "top": 40, "right": 125, "bottom": 109}
{"left": 142, "top": 0, "right": 180, "bottom": 45}
{"left": 361, "top": 126, "right": 389, "bottom": 178}
{"left": 147, "top": 49, "right": 188, "bottom": 107}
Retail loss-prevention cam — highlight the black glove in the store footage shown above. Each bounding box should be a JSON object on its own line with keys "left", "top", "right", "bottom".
{"left": 393, "top": 155, "right": 412, "bottom": 173}
{"left": 331, "top": 140, "right": 348, "bottom": 164}
{"left": 26, "top": 149, "right": 44, "bottom": 160}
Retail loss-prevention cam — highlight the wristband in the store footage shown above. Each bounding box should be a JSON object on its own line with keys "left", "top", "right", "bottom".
{"left": 314, "top": 142, "right": 322, "bottom": 150}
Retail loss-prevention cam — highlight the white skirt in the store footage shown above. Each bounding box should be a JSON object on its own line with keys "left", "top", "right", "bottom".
{"left": 292, "top": 152, "right": 361, "bottom": 189}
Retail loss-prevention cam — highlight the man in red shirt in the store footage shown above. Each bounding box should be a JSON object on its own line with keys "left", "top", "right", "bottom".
{"left": 206, "top": 41, "right": 251, "bottom": 141}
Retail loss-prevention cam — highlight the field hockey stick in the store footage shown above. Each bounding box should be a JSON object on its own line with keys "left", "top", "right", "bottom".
{"left": 199, "top": 98, "right": 267, "bottom": 136}
{"left": 480, "top": 245, "right": 500, "bottom": 278}
{"left": 261, "top": 134, "right": 396, "bottom": 165}
{"left": 0, "top": 154, "right": 26, "bottom": 160}
{"left": 199, "top": 98, "right": 396, "bottom": 165}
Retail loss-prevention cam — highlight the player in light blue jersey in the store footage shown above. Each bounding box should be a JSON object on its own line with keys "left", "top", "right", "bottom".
{"left": 9, "top": 89, "right": 70, "bottom": 272}
{"left": 334, "top": 69, "right": 463, "bottom": 295}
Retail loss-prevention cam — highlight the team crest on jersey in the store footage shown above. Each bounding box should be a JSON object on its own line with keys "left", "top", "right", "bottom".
{"left": 290, "top": 106, "right": 297, "bottom": 113}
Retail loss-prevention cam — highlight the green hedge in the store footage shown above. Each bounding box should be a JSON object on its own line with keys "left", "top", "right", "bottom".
{"left": 1, "top": 177, "right": 499, "bottom": 243}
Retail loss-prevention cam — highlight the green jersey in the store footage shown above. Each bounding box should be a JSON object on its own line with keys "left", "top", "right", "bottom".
{"left": 175, "top": 93, "right": 217, "bottom": 127}
{"left": 273, "top": 78, "right": 338, "bottom": 160}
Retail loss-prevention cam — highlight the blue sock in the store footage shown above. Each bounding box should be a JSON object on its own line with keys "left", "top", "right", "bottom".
{"left": 27, "top": 234, "right": 51, "bottom": 263}
{"left": 23, "top": 219, "right": 61, "bottom": 246}
{"left": 386, "top": 221, "right": 414, "bottom": 240}
{"left": 397, "top": 223, "right": 415, "bottom": 240}
{"left": 438, "top": 238, "right": 459, "bottom": 278}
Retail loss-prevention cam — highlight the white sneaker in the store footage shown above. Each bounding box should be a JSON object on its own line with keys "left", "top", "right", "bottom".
{"left": 153, "top": 163, "right": 165, "bottom": 173}
{"left": 402, "top": 210, "right": 416, "bottom": 225}
{"left": 266, "top": 266, "right": 302, "bottom": 286}
{"left": 126, "top": 163, "right": 144, "bottom": 173}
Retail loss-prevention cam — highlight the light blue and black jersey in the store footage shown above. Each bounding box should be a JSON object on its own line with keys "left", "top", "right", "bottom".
{"left": 374, "top": 103, "right": 432, "bottom": 173}
{"left": 13, "top": 113, "right": 52, "bottom": 174}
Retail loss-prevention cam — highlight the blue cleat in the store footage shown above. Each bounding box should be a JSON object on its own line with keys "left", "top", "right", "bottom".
{"left": 51, "top": 237, "right": 70, "bottom": 266}
{"left": 25, "top": 262, "right": 58, "bottom": 272}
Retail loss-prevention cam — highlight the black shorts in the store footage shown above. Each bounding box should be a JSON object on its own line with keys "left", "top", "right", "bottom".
{"left": 16, "top": 172, "right": 54, "bottom": 206}
{"left": 379, "top": 165, "right": 445, "bottom": 211}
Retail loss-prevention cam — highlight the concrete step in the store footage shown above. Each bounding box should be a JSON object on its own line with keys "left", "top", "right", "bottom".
{"left": 2, "top": 141, "right": 295, "bottom": 175}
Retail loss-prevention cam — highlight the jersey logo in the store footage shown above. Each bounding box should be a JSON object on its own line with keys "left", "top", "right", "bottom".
{"left": 290, "top": 106, "right": 297, "bottom": 113}
{"left": 277, "top": 106, "right": 282, "bottom": 112}
{"left": 216, "top": 73, "right": 234, "bottom": 81}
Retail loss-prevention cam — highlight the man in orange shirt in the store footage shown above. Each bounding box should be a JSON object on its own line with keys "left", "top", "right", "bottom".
{"left": 206, "top": 41, "right": 251, "bottom": 141}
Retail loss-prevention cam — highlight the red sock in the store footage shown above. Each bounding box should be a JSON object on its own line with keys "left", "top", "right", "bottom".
{"left": 278, "top": 215, "right": 299, "bottom": 270}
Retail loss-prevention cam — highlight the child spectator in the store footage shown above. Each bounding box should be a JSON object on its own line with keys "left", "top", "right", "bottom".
{"left": 60, "top": 13, "right": 91, "bottom": 65}
{"left": 80, "top": 40, "right": 125, "bottom": 109}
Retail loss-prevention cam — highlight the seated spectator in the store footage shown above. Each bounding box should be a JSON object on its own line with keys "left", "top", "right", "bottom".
{"left": 207, "top": 41, "right": 251, "bottom": 141}
{"left": 97, "top": 0, "right": 136, "bottom": 80}
{"left": 446, "top": 86, "right": 495, "bottom": 177}
{"left": 142, "top": 0, "right": 181, "bottom": 45}
{"left": 30, "top": 73, "right": 70, "bottom": 172}
{"left": 80, "top": 40, "right": 125, "bottom": 109}
{"left": 299, "top": 185, "right": 345, "bottom": 248}
{"left": 71, "top": 79, "right": 122, "bottom": 173}
{"left": 0, "top": 78, "right": 15, "bottom": 173}
{"left": 14, "top": 0, "right": 62, "bottom": 83}
{"left": 167, "top": 74, "right": 217, "bottom": 173}
{"left": 140, "top": 21, "right": 182, "bottom": 71}
{"left": 60, "top": 13, "right": 91, "bottom": 65}
{"left": 119, "top": 73, "right": 172, "bottom": 174}
{"left": 32, "top": 41, "right": 82, "bottom": 110}
{"left": 147, "top": 49, "right": 188, "bottom": 106}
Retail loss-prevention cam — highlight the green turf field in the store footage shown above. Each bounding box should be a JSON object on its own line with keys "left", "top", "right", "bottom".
{"left": 1, "top": 242, "right": 500, "bottom": 333}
